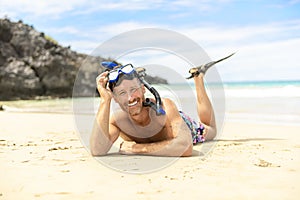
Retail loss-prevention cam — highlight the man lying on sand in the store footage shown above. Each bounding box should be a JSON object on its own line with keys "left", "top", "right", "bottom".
{"left": 90, "top": 54, "right": 234, "bottom": 157}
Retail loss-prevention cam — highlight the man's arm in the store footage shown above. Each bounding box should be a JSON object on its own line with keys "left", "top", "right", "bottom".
{"left": 90, "top": 72, "right": 120, "bottom": 156}
{"left": 120, "top": 99, "right": 193, "bottom": 157}
{"left": 90, "top": 98, "right": 120, "bottom": 156}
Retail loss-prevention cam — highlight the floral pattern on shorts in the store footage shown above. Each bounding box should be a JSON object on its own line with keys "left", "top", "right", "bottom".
{"left": 179, "top": 111, "right": 205, "bottom": 144}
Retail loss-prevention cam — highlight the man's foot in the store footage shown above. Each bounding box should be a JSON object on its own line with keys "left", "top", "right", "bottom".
{"left": 186, "top": 52, "right": 235, "bottom": 79}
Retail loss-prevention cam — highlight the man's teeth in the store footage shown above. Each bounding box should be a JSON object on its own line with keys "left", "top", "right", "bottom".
{"left": 128, "top": 101, "right": 138, "bottom": 107}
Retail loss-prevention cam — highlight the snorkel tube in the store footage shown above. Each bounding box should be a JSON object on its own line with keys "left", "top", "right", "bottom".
{"left": 101, "top": 62, "right": 165, "bottom": 116}
{"left": 135, "top": 67, "right": 166, "bottom": 116}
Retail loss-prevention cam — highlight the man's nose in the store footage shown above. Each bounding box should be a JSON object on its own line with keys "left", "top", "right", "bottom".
{"left": 127, "top": 90, "right": 137, "bottom": 101}
{"left": 128, "top": 92, "right": 134, "bottom": 101}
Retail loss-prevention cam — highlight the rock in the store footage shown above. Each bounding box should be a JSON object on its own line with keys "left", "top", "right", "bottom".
{"left": 144, "top": 75, "right": 168, "bottom": 85}
{"left": 0, "top": 41, "right": 18, "bottom": 65}
{"left": 0, "top": 58, "right": 43, "bottom": 99}
{"left": 0, "top": 18, "right": 98, "bottom": 100}
{"left": 0, "top": 18, "right": 167, "bottom": 100}
{"left": 0, "top": 19, "right": 13, "bottom": 42}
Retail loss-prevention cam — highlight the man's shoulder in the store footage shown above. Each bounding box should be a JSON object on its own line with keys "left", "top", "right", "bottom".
{"left": 161, "top": 98, "right": 181, "bottom": 116}
{"left": 110, "top": 110, "right": 128, "bottom": 123}
{"left": 162, "top": 98, "right": 177, "bottom": 108}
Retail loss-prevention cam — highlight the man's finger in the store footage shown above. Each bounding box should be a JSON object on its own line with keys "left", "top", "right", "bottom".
{"left": 96, "top": 72, "right": 109, "bottom": 88}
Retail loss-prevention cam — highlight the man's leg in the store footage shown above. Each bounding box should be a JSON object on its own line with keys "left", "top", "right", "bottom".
{"left": 188, "top": 53, "right": 235, "bottom": 140}
{"left": 193, "top": 74, "right": 217, "bottom": 140}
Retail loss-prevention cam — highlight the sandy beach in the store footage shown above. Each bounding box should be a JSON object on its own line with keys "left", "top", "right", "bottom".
{"left": 1, "top": 110, "right": 299, "bottom": 200}
{"left": 1, "top": 1, "right": 300, "bottom": 199}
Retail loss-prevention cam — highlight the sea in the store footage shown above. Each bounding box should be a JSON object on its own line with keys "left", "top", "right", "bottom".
{"left": 1, "top": 80, "right": 300, "bottom": 127}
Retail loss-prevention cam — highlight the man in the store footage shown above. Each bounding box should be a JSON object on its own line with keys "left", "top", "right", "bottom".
{"left": 90, "top": 63, "right": 217, "bottom": 157}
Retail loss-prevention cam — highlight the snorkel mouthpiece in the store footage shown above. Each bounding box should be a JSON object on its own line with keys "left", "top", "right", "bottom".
{"left": 143, "top": 98, "right": 166, "bottom": 115}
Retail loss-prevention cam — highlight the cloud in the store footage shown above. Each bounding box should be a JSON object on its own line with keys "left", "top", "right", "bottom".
{"left": 216, "top": 37, "right": 300, "bottom": 81}
{"left": 57, "top": 21, "right": 165, "bottom": 52}
{"left": 1, "top": 1, "right": 298, "bottom": 81}
{"left": 268, "top": 0, "right": 300, "bottom": 8}
{"left": 174, "top": 20, "right": 300, "bottom": 81}
{"left": 57, "top": 19, "right": 300, "bottom": 67}
{"left": 182, "top": 20, "right": 300, "bottom": 47}
{"left": 0, "top": 0, "right": 86, "bottom": 19}
{"left": 46, "top": 26, "right": 82, "bottom": 35}
{"left": 289, "top": 0, "right": 300, "bottom": 4}
{"left": 70, "top": 19, "right": 300, "bottom": 81}
{"left": 1, "top": 0, "right": 235, "bottom": 19}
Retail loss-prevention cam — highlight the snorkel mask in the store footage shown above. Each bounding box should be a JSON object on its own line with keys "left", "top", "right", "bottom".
{"left": 101, "top": 61, "right": 166, "bottom": 116}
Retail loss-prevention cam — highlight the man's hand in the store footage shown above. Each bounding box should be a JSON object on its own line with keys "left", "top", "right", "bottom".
{"left": 96, "top": 71, "right": 113, "bottom": 100}
{"left": 119, "top": 141, "right": 137, "bottom": 155}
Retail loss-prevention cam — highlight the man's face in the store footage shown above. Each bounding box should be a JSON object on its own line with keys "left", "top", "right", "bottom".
{"left": 113, "top": 78, "right": 146, "bottom": 116}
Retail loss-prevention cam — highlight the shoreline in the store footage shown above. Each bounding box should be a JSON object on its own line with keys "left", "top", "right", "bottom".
{"left": 1, "top": 107, "right": 300, "bottom": 127}
{"left": 1, "top": 111, "right": 299, "bottom": 199}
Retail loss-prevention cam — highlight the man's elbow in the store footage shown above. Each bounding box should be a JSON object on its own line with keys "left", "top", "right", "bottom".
{"left": 177, "top": 137, "right": 193, "bottom": 157}
{"left": 90, "top": 145, "right": 108, "bottom": 156}
{"left": 181, "top": 144, "right": 193, "bottom": 157}
{"left": 91, "top": 150, "right": 108, "bottom": 156}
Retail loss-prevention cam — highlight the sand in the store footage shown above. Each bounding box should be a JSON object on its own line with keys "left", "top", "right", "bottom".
{"left": 0, "top": 111, "right": 300, "bottom": 200}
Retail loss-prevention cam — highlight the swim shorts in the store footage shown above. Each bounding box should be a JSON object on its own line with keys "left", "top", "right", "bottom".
{"left": 179, "top": 111, "right": 205, "bottom": 144}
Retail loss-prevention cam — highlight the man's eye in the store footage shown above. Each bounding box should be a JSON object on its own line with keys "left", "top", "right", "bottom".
{"left": 130, "top": 88, "right": 137, "bottom": 93}
{"left": 119, "top": 92, "right": 126, "bottom": 96}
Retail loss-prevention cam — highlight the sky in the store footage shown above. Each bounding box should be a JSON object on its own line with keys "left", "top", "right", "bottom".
{"left": 1, "top": 0, "right": 300, "bottom": 82}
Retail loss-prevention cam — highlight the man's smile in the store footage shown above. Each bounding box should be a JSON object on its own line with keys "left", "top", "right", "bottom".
{"left": 128, "top": 100, "right": 138, "bottom": 107}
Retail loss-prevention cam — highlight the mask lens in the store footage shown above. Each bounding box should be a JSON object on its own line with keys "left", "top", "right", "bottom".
{"left": 121, "top": 64, "right": 134, "bottom": 74}
{"left": 108, "top": 70, "right": 119, "bottom": 82}
{"left": 107, "top": 64, "right": 135, "bottom": 83}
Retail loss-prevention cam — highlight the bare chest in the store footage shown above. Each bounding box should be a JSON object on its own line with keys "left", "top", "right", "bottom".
{"left": 115, "top": 112, "right": 173, "bottom": 143}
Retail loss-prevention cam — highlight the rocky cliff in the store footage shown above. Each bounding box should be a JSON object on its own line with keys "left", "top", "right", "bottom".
{"left": 0, "top": 18, "right": 167, "bottom": 100}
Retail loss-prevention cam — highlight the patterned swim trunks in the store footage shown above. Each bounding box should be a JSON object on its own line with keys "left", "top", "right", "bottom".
{"left": 179, "top": 111, "right": 205, "bottom": 144}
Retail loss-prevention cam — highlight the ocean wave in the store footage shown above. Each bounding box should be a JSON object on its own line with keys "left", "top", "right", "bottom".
{"left": 225, "top": 112, "right": 300, "bottom": 126}
{"left": 224, "top": 85, "right": 300, "bottom": 98}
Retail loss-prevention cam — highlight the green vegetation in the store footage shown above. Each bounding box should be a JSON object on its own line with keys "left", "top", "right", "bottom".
{"left": 44, "top": 34, "right": 58, "bottom": 45}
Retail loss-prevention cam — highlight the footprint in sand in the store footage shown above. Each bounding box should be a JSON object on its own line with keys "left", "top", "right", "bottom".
{"left": 48, "top": 146, "right": 70, "bottom": 151}
{"left": 254, "top": 158, "right": 280, "bottom": 168}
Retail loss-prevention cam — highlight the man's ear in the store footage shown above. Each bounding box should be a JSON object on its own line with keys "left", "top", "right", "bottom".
{"left": 112, "top": 93, "right": 118, "bottom": 102}
{"left": 109, "top": 89, "right": 118, "bottom": 102}
{"left": 141, "top": 84, "right": 146, "bottom": 94}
